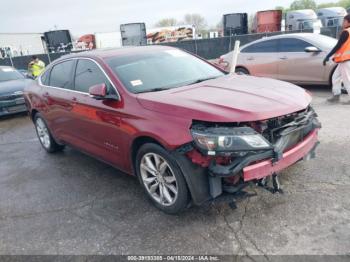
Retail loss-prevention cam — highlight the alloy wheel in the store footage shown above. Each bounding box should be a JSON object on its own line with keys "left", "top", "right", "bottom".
{"left": 35, "top": 118, "right": 51, "bottom": 149}
{"left": 140, "top": 153, "right": 178, "bottom": 206}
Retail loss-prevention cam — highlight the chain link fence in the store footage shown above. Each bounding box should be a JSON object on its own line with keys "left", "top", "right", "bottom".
{"left": 0, "top": 27, "right": 340, "bottom": 69}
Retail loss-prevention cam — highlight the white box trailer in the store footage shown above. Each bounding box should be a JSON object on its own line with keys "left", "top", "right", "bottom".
{"left": 94, "top": 31, "right": 122, "bottom": 49}
{"left": 317, "top": 7, "right": 347, "bottom": 27}
{"left": 286, "top": 9, "right": 322, "bottom": 33}
{"left": 0, "top": 33, "right": 47, "bottom": 57}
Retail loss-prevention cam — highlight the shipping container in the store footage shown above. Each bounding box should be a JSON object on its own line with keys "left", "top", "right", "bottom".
{"left": 223, "top": 13, "right": 248, "bottom": 36}
{"left": 252, "top": 10, "right": 282, "bottom": 33}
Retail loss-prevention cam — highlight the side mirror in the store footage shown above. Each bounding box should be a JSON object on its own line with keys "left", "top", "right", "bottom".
{"left": 89, "top": 83, "right": 107, "bottom": 99}
{"left": 305, "top": 46, "right": 321, "bottom": 53}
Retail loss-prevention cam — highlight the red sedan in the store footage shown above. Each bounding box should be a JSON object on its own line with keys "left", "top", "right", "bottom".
{"left": 24, "top": 46, "right": 321, "bottom": 213}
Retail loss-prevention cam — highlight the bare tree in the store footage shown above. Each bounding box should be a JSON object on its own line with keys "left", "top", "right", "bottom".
{"left": 154, "top": 18, "right": 178, "bottom": 27}
{"left": 183, "top": 13, "right": 207, "bottom": 31}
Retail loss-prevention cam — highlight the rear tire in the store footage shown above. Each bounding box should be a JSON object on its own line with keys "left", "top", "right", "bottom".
{"left": 235, "top": 67, "right": 250, "bottom": 75}
{"left": 34, "top": 113, "right": 65, "bottom": 153}
{"left": 135, "top": 143, "right": 190, "bottom": 214}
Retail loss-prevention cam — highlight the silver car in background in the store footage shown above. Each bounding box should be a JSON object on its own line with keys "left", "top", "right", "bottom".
{"left": 216, "top": 33, "right": 338, "bottom": 85}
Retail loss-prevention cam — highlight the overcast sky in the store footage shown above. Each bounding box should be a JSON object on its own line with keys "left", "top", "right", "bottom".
{"left": 2, "top": 0, "right": 332, "bottom": 36}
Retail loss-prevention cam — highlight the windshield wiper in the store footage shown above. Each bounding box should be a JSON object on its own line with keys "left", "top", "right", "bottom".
{"left": 135, "top": 87, "right": 170, "bottom": 94}
{"left": 186, "top": 76, "right": 219, "bottom": 86}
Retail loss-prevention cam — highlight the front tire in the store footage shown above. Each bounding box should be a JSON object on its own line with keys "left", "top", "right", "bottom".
{"left": 34, "top": 113, "right": 65, "bottom": 153}
{"left": 135, "top": 143, "right": 190, "bottom": 214}
{"left": 235, "top": 67, "right": 250, "bottom": 75}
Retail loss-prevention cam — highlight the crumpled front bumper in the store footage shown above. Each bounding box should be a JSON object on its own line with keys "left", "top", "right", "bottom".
{"left": 208, "top": 110, "right": 321, "bottom": 181}
{"left": 243, "top": 128, "right": 319, "bottom": 181}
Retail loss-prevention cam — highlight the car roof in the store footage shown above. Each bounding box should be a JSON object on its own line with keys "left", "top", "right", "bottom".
{"left": 241, "top": 33, "right": 334, "bottom": 48}
{"left": 59, "top": 45, "right": 176, "bottom": 61}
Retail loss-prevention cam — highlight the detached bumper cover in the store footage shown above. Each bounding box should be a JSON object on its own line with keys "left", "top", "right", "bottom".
{"left": 243, "top": 128, "right": 319, "bottom": 181}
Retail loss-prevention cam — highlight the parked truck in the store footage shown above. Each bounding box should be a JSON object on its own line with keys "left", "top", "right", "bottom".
{"left": 223, "top": 13, "right": 248, "bottom": 36}
{"left": 252, "top": 10, "right": 282, "bottom": 33}
{"left": 317, "top": 7, "right": 347, "bottom": 27}
{"left": 285, "top": 9, "right": 322, "bottom": 33}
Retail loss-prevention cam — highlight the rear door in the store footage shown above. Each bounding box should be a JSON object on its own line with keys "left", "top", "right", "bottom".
{"left": 41, "top": 59, "right": 76, "bottom": 143}
{"left": 239, "top": 39, "right": 279, "bottom": 78}
{"left": 277, "top": 38, "right": 325, "bottom": 83}
{"left": 69, "top": 58, "right": 126, "bottom": 169}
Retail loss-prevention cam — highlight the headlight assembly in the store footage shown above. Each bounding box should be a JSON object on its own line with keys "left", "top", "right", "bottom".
{"left": 191, "top": 126, "right": 272, "bottom": 156}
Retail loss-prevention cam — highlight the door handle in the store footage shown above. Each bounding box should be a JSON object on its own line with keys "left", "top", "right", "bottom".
{"left": 280, "top": 56, "right": 288, "bottom": 60}
{"left": 43, "top": 92, "right": 49, "bottom": 98}
{"left": 72, "top": 97, "right": 77, "bottom": 102}
{"left": 247, "top": 57, "right": 254, "bottom": 61}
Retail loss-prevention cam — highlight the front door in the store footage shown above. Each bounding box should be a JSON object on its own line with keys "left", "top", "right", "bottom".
{"left": 277, "top": 38, "right": 325, "bottom": 84}
{"left": 69, "top": 58, "right": 126, "bottom": 169}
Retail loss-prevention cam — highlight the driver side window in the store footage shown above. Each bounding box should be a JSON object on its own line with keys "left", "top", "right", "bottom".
{"left": 74, "top": 59, "right": 114, "bottom": 94}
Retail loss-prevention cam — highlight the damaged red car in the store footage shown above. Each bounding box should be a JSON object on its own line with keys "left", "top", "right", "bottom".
{"left": 24, "top": 46, "right": 321, "bottom": 214}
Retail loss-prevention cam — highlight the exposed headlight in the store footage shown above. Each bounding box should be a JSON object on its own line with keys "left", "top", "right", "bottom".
{"left": 191, "top": 126, "right": 272, "bottom": 155}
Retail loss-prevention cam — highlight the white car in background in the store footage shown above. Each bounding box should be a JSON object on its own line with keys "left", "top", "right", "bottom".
{"left": 216, "top": 33, "right": 338, "bottom": 86}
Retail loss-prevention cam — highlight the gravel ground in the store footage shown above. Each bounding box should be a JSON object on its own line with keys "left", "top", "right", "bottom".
{"left": 0, "top": 87, "right": 349, "bottom": 256}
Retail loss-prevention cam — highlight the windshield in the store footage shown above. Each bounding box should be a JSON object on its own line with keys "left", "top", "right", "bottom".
{"left": 0, "top": 67, "right": 24, "bottom": 82}
{"left": 306, "top": 34, "right": 337, "bottom": 50}
{"left": 301, "top": 20, "right": 315, "bottom": 30}
{"left": 106, "top": 49, "right": 224, "bottom": 93}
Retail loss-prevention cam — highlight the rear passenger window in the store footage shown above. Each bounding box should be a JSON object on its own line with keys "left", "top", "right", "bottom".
{"left": 74, "top": 59, "right": 113, "bottom": 93}
{"left": 241, "top": 40, "right": 278, "bottom": 53}
{"left": 49, "top": 60, "right": 75, "bottom": 89}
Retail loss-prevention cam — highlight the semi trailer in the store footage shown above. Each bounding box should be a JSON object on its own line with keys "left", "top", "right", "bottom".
{"left": 317, "top": 7, "right": 347, "bottom": 27}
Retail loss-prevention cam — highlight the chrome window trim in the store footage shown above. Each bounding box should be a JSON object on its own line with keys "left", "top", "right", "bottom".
{"left": 38, "top": 57, "right": 121, "bottom": 99}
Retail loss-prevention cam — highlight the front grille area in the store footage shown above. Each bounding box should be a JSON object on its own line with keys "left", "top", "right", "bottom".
{"left": 262, "top": 107, "right": 320, "bottom": 152}
{"left": 0, "top": 94, "right": 22, "bottom": 102}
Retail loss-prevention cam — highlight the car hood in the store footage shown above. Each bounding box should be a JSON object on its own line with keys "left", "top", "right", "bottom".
{"left": 0, "top": 79, "right": 34, "bottom": 95}
{"left": 136, "top": 75, "right": 311, "bottom": 122}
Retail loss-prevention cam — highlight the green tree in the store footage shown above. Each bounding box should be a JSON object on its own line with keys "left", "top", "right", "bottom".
{"left": 290, "top": 0, "right": 317, "bottom": 10}
{"left": 338, "top": 0, "right": 350, "bottom": 9}
{"left": 275, "top": 5, "right": 290, "bottom": 13}
{"left": 317, "top": 2, "right": 338, "bottom": 8}
{"left": 154, "top": 18, "right": 178, "bottom": 27}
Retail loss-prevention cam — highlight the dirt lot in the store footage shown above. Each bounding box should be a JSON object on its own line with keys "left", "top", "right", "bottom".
{"left": 0, "top": 87, "right": 349, "bottom": 256}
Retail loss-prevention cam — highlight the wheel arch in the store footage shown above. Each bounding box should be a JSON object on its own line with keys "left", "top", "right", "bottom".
{"left": 30, "top": 109, "right": 39, "bottom": 122}
{"left": 130, "top": 136, "right": 165, "bottom": 173}
{"left": 130, "top": 135, "right": 212, "bottom": 206}
{"left": 235, "top": 65, "right": 250, "bottom": 74}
